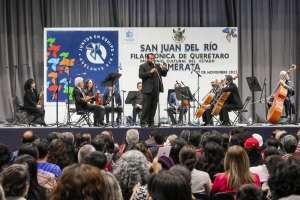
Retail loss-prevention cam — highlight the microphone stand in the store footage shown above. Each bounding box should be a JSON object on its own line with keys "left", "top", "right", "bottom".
{"left": 121, "top": 90, "right": 127, "bottom": 126}
{"left": 191, "top": 70, "right": 202, "bottom": 124}
{"left": 153, "top": 62, "right": 162, "bottom": 127}
{"left": 259, "top": 77, "right": 267, "bottom": 122}
{"left": 180, "top": 81, "right": 191, "bottom": 125}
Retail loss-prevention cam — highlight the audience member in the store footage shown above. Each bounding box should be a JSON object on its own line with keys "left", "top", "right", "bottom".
{"left": 0, "top": 164, "right": 30, "bottom": 200}
{"left": 268, "top": 158, "right": 300, "bottom": 199}
{"left": 46, "top": 132, "right": 61, "bottom": 143}
{"left": 179, "top": 145, "right": 211, "bottom": 196}
{"left": 180, "top": 129, "right": 190, "bottom": 143}
{"left": 33, "top": 139, "right": 62, "bottom": 179}
{"left": 267, "top": 137, "right": 279, "bottom": 148}
{"left": 49, "top": 164, "right": 107, "bottom": 200}
{"left": 47, "top": 139, "right": 69, "bottom": 170}
{"left": 0, "top": 143, "right": 11, "bottom": 172}
{"left": 263, "top": 155, "right": 283, "bottom": 192}
{"left": 235, "top": 183, "right": 263, "bottom": 200}
{"left": 244, "top": 138, "right": 264, "bottom": 167}
{"left": 147, "top": 170, "right": 192, "bottom": 200}
{"left": 164, "top": 134, "right": 178, "bottom": 146}
{"left": 188, "top": 130, "right": 201, "bottom": 155}
{"left": 252, "top": 133, "right": 264, "bottom": 148}
{"left": 200, "top": 141, "right": 225, "bottom": 182}
{"left": 222, "top": 133, "right": 230, "bottom": 152}
{"left": 281, "top": 135, "right": 298, "bottom": 160}
{"left": 92, "top": 137, "right": 106, "bottom": 152}
{"left": 18, "top": 143, "right": 39, "bottom": 159}
{"left": 169, "top": 138, "right": 187, "bottom": 164}
{"left": 113, "top": 150, "right": 148, "bottom": 197}
{"left": 61, "top": 132, "right": 76, "bottom": 164}
{"left": 78, "top": 144, "right": 96, "bottom": 164}
{"left": 83, "top": 151, "right": 123, "bottom": 200}
{"left": 212, "top": 145, "right": 261, "bottom": 196}
{"left": 150, "top": 130, "right": 164, "bottom": 158}
{"left": 97, "top": 134, "right": 119, "bottom": 165}
{"left": 82, "top": 133, "right": 92, "bottom": 143}
{"left": 13, "top": 154, "right": 46, "bottom": 200}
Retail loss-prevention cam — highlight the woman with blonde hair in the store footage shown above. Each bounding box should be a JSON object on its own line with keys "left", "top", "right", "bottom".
{"left": 211, "top": 145, "right": 261, "bottom": 196}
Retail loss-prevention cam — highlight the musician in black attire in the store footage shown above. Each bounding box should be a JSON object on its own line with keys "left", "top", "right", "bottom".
{"left": 23, "top": 79, "right": 47, "bottom": 126}
{"left": 72, "top": 77, "right": 105, "bottom": 126}
{"left": 201, "top": 79, "right": 222, "bottom": 126}
{"left": 103, "top": 86, "right": 122, "bottom": 125}
{"left": 269, "top": 70, "right": 295, "bottom": 119}
{"left": 132, "top": 82, "right": 143, "bottom": 125}
{"left": 83, "top": 79, "right": 105, "bottom": 116}
{"left": 218, "top": 75, "right": 243, "bottom": 126}
{"left": 139, "top": 53, "right": 168, "bottom": 127}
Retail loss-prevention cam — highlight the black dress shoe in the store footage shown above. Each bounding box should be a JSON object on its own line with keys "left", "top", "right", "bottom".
{"left": 221, "top": 121, "right": 231, "bottom": 126}
{"left": 140, "top": 123, "right": 146, "bottom": 127}
{"left": 201, "top": 122, "right": 208, "bottom": 126}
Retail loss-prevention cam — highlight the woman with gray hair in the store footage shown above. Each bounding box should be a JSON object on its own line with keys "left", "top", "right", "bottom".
{"left": 113, "top": 150, "right": 149, "bottom": 200}
{"left": 0, "top": 164, "right": 30, "bottom": 200}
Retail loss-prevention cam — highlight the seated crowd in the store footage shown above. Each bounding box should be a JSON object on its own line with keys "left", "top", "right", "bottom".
{"left": 0, "top": 127, "right": 300, "bottom": 200}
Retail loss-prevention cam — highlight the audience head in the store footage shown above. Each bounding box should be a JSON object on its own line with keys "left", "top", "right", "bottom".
{"left": 263, "top": 146, "right": 279, "bottom": 159}
{"left": 33, "top": 139, "right": 49, "bottom": 159}
{"left": 281, "top": 135, "right": 298, "bottom": 154}
{"left": 78, "top": 144, "right": 96, "bottom": 164}
{"left": 244, "top": 138, "right": 259, "bottom": 150}
{"left": 164, "top": 134, "right": 178, "bottom": 146}
{"left": 101, "top": 171, "right": 122, "bottom": 200}
{"left": 47, "top": 132, "right": 61, "bottom": 143}
{"left": 0, "top": 164, "right": 30, "bottom": 198}
{"left": 83, "top": 151, "right": 107, "bottom": 170}
{"left": 235, "top": 183, "right": 263, "bottom": 200}
{"left": 188, "top": 130, "right": 201, "bottom": 147}
{"left": 180, "top": 130, "right": 190, "bottom": 143}
{"left": 74, "top": 133, "right": 83, "bottom": 147}
{"left": 0, "top": 144, "right": 11, "bottom": 170}
{"left": 222, "top": 133, "right": 229, "bottom": 148}
{"left": 101, "top": 130, "right": 114, "bottom": 140}
{"left": 49, "top": 164, "right": 107, "bottom": 200}
{"left": 126, "top": 129, "right": 140, "bottom": 145}
{"left": 82, "top": 133, "right": 92, "bottom": 143}
{"left": 206, "top": 130, "right": 223, "bottom": 146}
{"left": 61, "top": 132, "right": 75, "bottom": 145}
{"left": 179, "top": 145, "right": 197, "bottom": 171}
{"left": 148, "top": 170, "right": 192, "bottom": 200}
{"left": 268, "top": 158, "right": 300, "bottom": 199}
{"left": 97, "top": 134, "right": 115, "bottom": 154}
{"left": 267, "top": 137, "right": 279, "bottom": 148}
{"left": 153, "top": 130, "right": 164, "bottom": 145}
{"left": 275, "top": 130, "right": 287, "bottom": 140}
{"left": 170, "top": 164, "right": 191, "bottom": 183}
{"left": 18, "top": 143, "right": 39, "bottom": 159}
{"left": 252, "top": 133, "right": 263, "bottom": 147}
{"left": 22, "top": 130, "right": 36, "bottom": 144}
{"left": 113, "top": 150, "right": 148, "bottom": 191}
{"left": 265, "top": 155, "right": 283, "bottom": 175}
{"left": 48, "top": 139, "right": 69, "bottom": 169}
{"left": 92, "top": 137, "right": 106, "bottom": 152}
{"left": 224, "top": 145, "right": 255, "bottom": 191}
{"left": 170, "top": 138, "right": 187, "bottom": 164}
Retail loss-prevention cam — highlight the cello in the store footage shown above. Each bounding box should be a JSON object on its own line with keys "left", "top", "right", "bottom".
{"left": 195, "top": 79, "right": 224, "bottom": 119}
{"left": 267, "top": 64, "right": 296, "bottom": 124}
{"left": 211, "top": 74, "right": 240, "bottom": 116}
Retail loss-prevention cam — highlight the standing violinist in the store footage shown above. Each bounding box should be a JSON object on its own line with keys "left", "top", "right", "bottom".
{"left": 269, "top": 70, "right": 294, "bottom": 120}
{"left": 167, "top": 83, "right": 187, "bottom": 125}
{"left": 218, "top": 75, "right": 242, "bottom": 126}
{"left": 201, "top": 79, "right": 222, "bottom": 126}
{"left": 103, "top": 86, "right": 122, "bottom": 125}
{"left": 73, "top": 77, "right": 106, "bottom": 126}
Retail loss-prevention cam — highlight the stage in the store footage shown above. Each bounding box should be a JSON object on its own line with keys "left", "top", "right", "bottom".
{"left": 0, "top": 123, "right": 299, "bottom": 152}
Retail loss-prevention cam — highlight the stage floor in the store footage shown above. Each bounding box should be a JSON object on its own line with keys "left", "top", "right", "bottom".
{"left": 0, "top": 123, "right": 299, "bottom": 152}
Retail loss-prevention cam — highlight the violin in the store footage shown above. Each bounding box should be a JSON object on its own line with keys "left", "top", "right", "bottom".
{"left": 267, "top": 64, "right": 296, "bottom": 124}
{"left": 95, "top": 92, "right": 103, "bottom": 105}
{"left": 37, "top": 85, "right": 44, "bottom": 106}
{"left": 211, "top": 74, "right": 240, "bottom": 116}
{"left": 195, "top": 79, "right": 224, "bottom": 119}
{"left": 82, "top": 95, "right": 93, "bottom": 103}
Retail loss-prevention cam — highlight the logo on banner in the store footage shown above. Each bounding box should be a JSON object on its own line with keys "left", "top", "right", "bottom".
{"left": 123, "top": 29, "right": 136, "bottom": 43}
{"left": 78, "top": 35, "right": 116, "bottom": 70}
{"left": 172, "top": 28, "right": 186, "bottom": 43}
{"left": 222, "top": 27, "right": 237, "bottom": 42}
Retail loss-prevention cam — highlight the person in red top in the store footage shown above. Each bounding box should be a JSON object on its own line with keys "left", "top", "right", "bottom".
{"left": 212, "top": 145, "right": 261, "bottom": 196}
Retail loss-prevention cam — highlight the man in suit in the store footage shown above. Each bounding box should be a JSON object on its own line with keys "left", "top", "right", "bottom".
{"left": 218, "top": 75, "right": 243, "bottom": 126}
{"left": 132, "top": 82, "right": 143, "bottom": 125}
{"left": 139, "top": 53, "right": 168, "bottom": 127}
{"left": 72, "top": 77, "right": 105, "bottom": 126}
{"left": 167, "top": 83, "right": 187, "bottom": 125}
{"left": 269, "top": 70, "right": 295, "bottom": 120}
{"left": 103, "top": 86, "right": 122, "bottom": 125}
{"left": 201, "top": 79, "right": 222, "bottom": 126}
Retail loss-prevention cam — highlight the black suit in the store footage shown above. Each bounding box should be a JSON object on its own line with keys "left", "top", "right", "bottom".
{"left": 139, "top": 61, "right": 168, "bottom": 125}
{"left": 218, "top": 82, "right": 243, "bottom": 123}
{"left": 103, "top": 91, "right": 122, "bottom": 123}
{"left": 73, "top": 87, "right": 104, "bottom": 124}
{"left": 23, "top": 89, "right": 46, "bottom": 125}
{"left": 132, "top": 91, "right": 143, "bottom": 123}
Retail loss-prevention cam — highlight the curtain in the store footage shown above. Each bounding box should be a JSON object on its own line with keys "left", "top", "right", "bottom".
{"left": 1, "top": 0, "right": 300, "bottom": 123}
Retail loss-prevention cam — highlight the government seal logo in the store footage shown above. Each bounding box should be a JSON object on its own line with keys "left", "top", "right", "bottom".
{"left": 172, "top": 27, "right": 186, "bottom": 43}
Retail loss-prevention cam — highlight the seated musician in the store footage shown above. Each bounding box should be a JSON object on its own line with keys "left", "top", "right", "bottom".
{"left": 103, "top": 86, "right": 122, "bottom": 125}
{"left": 201, "top": 79, "right": 222, "bottom": 126}
{"left": 167, "top": 83, "right": 187, "bottom": 125}
{"left": 132, "top": 82, "right": 143, "bottom": 125}
{"left": 72, "top": 77, "right": 106, "bottom": 126}
{"left": 23, "top": 78, "right": 47, "bottom": 126}
{"left": 83, "top": 79, "right": 105, "bottom": 116}
{"left": 269, "top": 70, "right": 294, "bottom": 119}
{"left": 218, "top": 75, "right": 243, "bottom": 126}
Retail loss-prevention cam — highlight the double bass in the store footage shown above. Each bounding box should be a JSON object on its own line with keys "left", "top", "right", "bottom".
{"left": 267, "top": 64, "right": 296, "bottom": 124}
{"left": 211, "top": 74, "right": 240, "bottom": 116}
{"left": 195, "top": 79, "right": 224, "bottom": 119}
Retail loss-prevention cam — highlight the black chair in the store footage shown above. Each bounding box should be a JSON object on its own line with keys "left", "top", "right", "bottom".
{"left": 12, "top": 96, "right": 30, "bottom": 125}
{"left": 229, "top": 95, "right": 252, "bottom": 125}
{"left": 165, "top": 89, "right": 186, "bottom": 124}
{"left": 74, "top": 101, "right": 92, "bottom": 127}
{"left": 212, "top": 192, "right": 235, "bottom": 200}
{"left": 64, "top": 99, "right": 76, "bottom": 123}
{"left": 193, "top": 193, "right": 208, "bottom": 200}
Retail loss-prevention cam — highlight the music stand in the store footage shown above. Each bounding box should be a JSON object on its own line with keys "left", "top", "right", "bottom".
{"left": 100, "top": 73, "right": 122, "bottom": 127}
{"left": 174, "top": 87, "right": 192, "bottom": 125}
{"left": 125, "top": 91, "right": 143, "bottom": 125}
{"left": 246, "top": 76, "right": 262, "bottom": 125}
